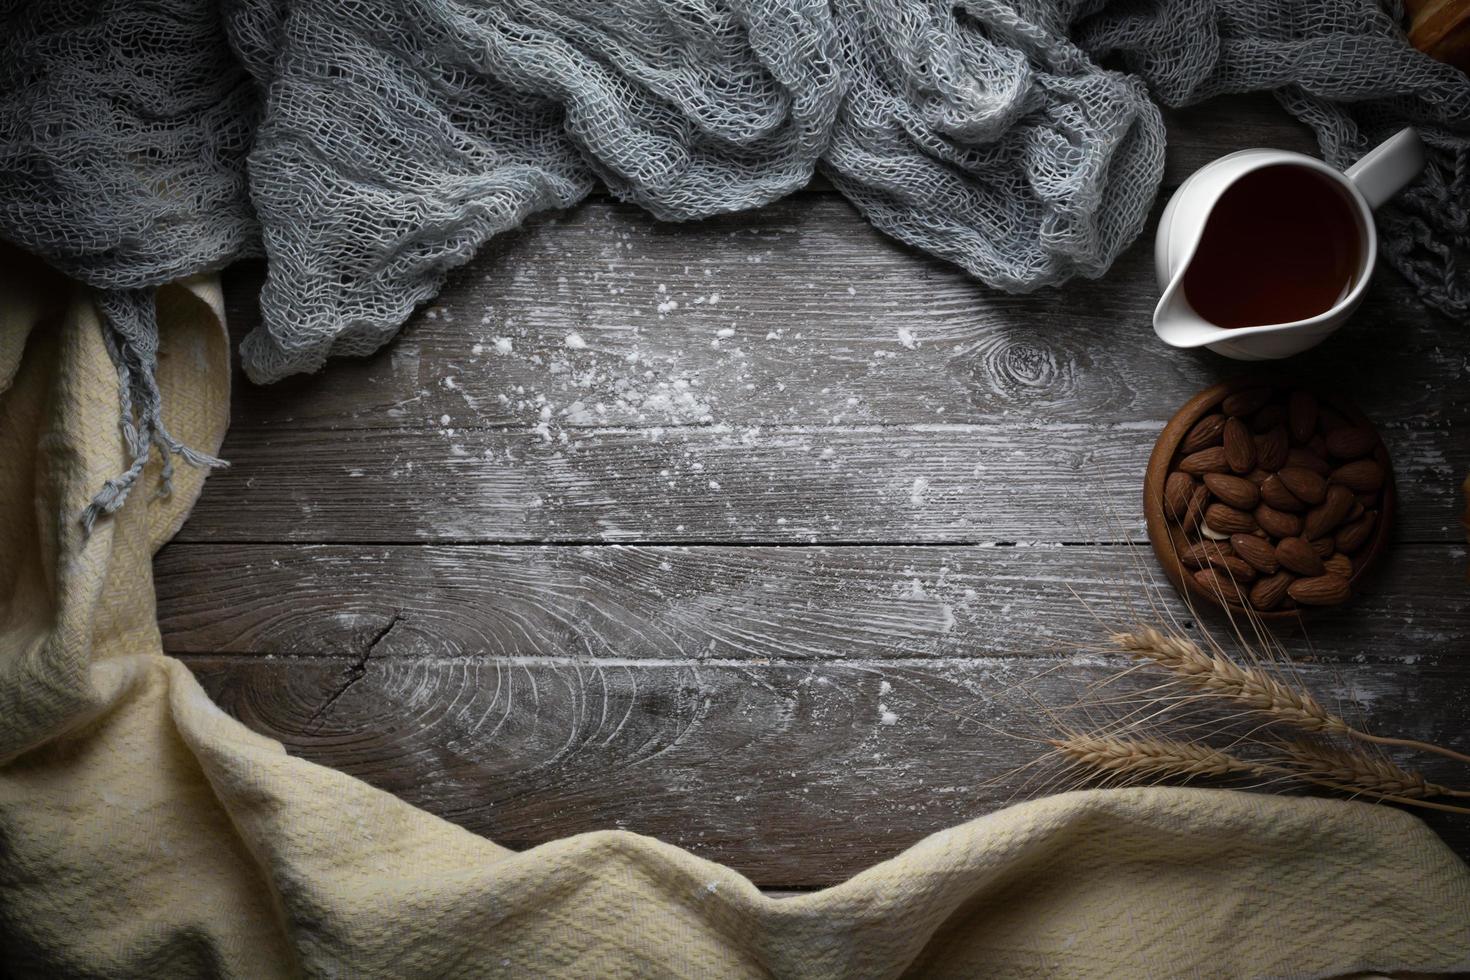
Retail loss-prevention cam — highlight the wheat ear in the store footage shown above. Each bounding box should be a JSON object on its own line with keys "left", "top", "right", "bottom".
{"left": 1049, "top": 734, "right": 1265, "bottom": 782}
{"left": 1113, "top": 627, "right": 1470, "bottom": 766}
{"left": 1276, "top": 739, "right": 1470, "bottom": 813}
{"left": 1052, "top": 734, "right": 1470, "bottom": 815}
{"left": 1278, "top": 739, "right": 1440, "bottom": 798}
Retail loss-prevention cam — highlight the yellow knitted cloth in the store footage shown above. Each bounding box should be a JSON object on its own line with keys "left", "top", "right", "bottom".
{"left": 2, "top": 261, "right": 1468, "bottom": 977}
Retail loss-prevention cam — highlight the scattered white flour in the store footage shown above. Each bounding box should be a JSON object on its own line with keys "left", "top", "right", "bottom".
{"left": 564, "top": 332, "right": 586, "bottom": 349}
{"left": 657, "top": 299, "right": 678, "bottom": 314}
{"left": 897, "top": 327, "right": 917, "bottom": 349}
{"left": 910, "top": 476, "right": 928, "bottom": 505}
{"left": 879, "top": 680, "right": 892, "bottom": 696}
{"left": 879, "top": 705, "right": 899, "bottom": 726}
{"left": 716, "top": 327, "right": 735, "bottom": 338}
{"left": 494, "top": 337, "right": 513, "bottom": 355}
{"left": 439, "top": 414, "right": 450, "bottom": 426}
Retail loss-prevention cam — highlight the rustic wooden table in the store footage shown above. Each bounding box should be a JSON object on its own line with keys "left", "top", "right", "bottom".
{"left": 156, "top": 96, "right": 1470, "bottom": 886}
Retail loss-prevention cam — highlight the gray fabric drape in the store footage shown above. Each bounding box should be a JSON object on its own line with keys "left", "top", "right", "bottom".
{"left": 2, "top": 0, "right": 1466, "bottom": 519}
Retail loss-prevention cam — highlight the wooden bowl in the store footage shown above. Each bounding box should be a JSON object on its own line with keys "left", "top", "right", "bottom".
{"left": 1143, "top": 378, "right": 1396, "bottom": 621}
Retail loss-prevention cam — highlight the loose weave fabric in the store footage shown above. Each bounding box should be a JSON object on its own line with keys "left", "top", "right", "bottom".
{"left": 2, "top": 259, "right": 1467, "bottom": 976}
{"left": 2, "top": 0, "right": 1469, "bottom": 516}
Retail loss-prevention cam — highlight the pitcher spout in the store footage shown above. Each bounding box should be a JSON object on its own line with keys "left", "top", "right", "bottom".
{"left": 1152, "top": 274, "right": 1222, "bottom": 349}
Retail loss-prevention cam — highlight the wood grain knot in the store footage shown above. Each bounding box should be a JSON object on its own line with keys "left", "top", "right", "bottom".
{"left": 967, "top": 334, "right": 1074, "bottom": 404}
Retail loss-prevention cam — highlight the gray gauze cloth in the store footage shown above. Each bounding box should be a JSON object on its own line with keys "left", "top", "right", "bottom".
{"left": 2, "top": 0, "right": 1468, "bottom": 525}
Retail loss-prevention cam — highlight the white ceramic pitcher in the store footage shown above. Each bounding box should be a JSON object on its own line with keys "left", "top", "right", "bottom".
{"left": 1153, "top": 128, "right": 1425, "bottom": 360}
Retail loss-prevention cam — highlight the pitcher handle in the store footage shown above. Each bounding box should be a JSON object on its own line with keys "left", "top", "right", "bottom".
{"left": 1345, "top": 127, "right": 1426, "bottom": 210}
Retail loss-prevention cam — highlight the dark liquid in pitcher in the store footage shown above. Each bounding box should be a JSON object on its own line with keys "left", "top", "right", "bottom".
{"left": 1182, "top": 165, "right": 1361, "bottom": 329}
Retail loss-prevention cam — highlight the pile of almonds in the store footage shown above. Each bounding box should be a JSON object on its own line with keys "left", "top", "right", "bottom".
{"left": 1162, "top": 385, "right": 1388, "bottom": 612}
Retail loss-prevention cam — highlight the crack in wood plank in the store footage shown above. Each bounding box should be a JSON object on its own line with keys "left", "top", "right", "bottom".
{"left": 305, "top": 611, "right": 405, "bottom": 731}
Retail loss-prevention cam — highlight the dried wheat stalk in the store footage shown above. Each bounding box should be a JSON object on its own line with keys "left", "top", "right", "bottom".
{"left": 1278, "top": 739, "right": 1442, "bottom": 800}
{"left": 1050, "top": 734, "right": 1263, "bottom": 782}
{"left": 1050, "top": 733, "right": 1470, "bottom": 815}
{"left": 1112, "top": 626, "right": 1470, "bottom": 766}
{"left": 1037, "top": 539, "right": 1470, "bottom": 813}
{"left": 1112, "top": 626, "right": 1341, "bottom": 731}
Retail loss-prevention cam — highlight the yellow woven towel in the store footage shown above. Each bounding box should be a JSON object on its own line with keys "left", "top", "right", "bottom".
{"left": 2, "top": 261, "right": 1468, "bottom": 978}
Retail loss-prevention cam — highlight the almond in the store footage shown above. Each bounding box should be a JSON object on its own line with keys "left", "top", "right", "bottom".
{"left": 1222, "top": 418, "right": 1256, "bottom": 474}
{"left": 1284, "top": 448, "right": 1332, "bottom": 476}
{"left": 1287, "top": 391, "right": 1317, "bottom": 444}
{"left": 1164, "top": 471, "right": 1195, "bottom": 521}
{"left": 1246, "top": 468, "right": 1272, "bottom": 485}
{"left": 1203, "top": 472, "right": 1260, "bottom": 511}
{"left": 1181, "top": 413, "right": 1227, "bottom": 454}
{"left": 1181, "top": 485, "right": 1209, "bottom": 532}
{"left": 1310, "top": 536, "right": 1334, "bottom": 559}
{"left": 1178, "top": 447, "right": 1230, "bottom": 475}
{"left": 1252, "top": 404, "right": 1286, "bottom": 433}
{"left": 1346, "top": 500, "right": 1365, "bottom": 523}
{"left": 1277, "top": 466, "right": 1327, "bottom": 505}
{"left": 1288, "top": 574, "right": 1351, "bottom": 606}
{"left": 1325, "top": 426, "right": 1379, "bottom": 459}
{"left": 1194, "top": 567, "right": 1246, "bottom": 605}
{"left": 1205, "top": 502, "right": 1258, "bottom": 534}
{"left": 1180, "top": 539, "right": 1233, "bottom": 569}
{"left": 1331, "top": 459, "right": 1385, "bottom": 493}
{"left": 1211, "top": 554, "right": 1258, "bottom": 582}
{"left": 1254, "top": 426, "right": 1289, "bottom": 471}
{"left": 1307, "top": 434, "right": 1329, "bottom": 458}
{"left": 1248, "top": 571, "right": 1295, "bottom": 611}
{"left": 1303, "top": 484, "right": 1355, "bottom": 541}
{"left": 1335, "top": 511, "right": 1377, "bottom": 553}
{"left": 1276, "top": 536, "right": 1325, "bottom": 577}
{"left": 1230, "top": 533, "right": 1279, "bottom": 574}
{"left": 1222, "top": 388, "right": 1272, "bottom": 418}
{"left": 1259, "top": 474, "right": 1305, "bottom": 512}
{"left": 1254, "top": 504, "right": 1302, "bottom": 539}
{"left": 1322, "top": 553, "right": 1353, "bottom": 578}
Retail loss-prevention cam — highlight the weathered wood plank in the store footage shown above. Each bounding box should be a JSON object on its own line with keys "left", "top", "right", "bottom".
{"left": 218, "top": 100, "right": 1355, "bottom": 437}
{"left": 181, "top": 652, "right": 1470, "bottom": 885}
{"left": 173, "top": 423, "right": 1465, "bottom": 544}
{"left": 156, "top": 543, "right": 1470, "bottom": 662}
{"left": 223, "top": 199, "right": 1460, "bottom": 434}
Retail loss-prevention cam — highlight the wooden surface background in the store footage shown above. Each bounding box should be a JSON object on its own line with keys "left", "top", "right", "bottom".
{"left": 155, "top": 96, "right": 1470, "bottom": 887}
